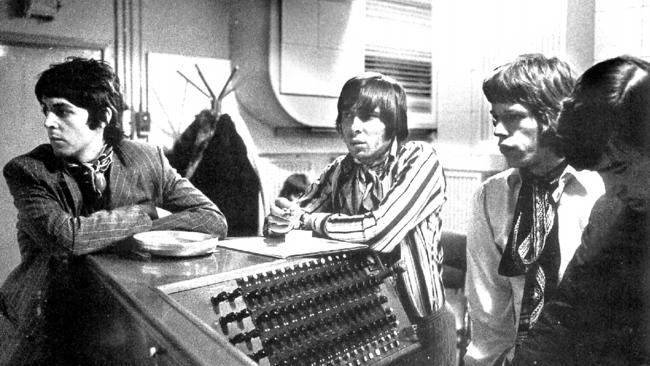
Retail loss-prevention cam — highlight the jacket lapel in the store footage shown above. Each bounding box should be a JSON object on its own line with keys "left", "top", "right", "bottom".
{"left": 109, "top": 145, "right": 131, "bottom": 208}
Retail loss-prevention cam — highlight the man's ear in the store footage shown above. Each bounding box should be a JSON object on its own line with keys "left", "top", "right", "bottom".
{"left": 101, "top": 108, "right": 112, "bottom": 127}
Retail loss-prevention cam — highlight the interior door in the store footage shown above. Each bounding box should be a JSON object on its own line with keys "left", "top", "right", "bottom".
{"left": 0, "top": 39, "right": 102, "bottom": 284}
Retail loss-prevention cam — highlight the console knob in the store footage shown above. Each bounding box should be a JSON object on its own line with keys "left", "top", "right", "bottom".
{"left": 246, "top": 328, "right": 261, "bottom": 339}
{"left": 236, "top": 308, "right": 252, "bottom": 321}
{"left": 228, "top": 288, "right": 243, "bottom": 301}
{"left": 219, "top": 312, "right": 238, "bottom": 333}
{"left": 210, "top": 291, "right": 229, "bottom": 306}
{"left": 229, "top": 333, "right": 247, "bottom": 345}
{"left": 249, "top": 349, "right": 268, "bottom": 362}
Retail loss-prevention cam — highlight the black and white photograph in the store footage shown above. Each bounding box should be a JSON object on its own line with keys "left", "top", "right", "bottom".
{"left": 0, "top": 1, "right": 648, "bottom": 365}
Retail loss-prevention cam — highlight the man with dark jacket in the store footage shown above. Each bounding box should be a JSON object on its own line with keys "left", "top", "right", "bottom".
{"left": 513, "top": 55, "right": 650, "bottom": 366}
{"left": 0, "top": 57, "right": 227, "bottom": 365}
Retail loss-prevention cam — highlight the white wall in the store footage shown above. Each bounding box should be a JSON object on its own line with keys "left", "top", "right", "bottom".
{"left": 594, "top": 0, "right": 650, "bottom": 62}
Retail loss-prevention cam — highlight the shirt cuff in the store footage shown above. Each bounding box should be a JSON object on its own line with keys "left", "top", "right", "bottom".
{"left": 302, "top": 212, "right": 330, "bottom": 236}
{"left": 137, "top": 203, "right": 158, "bottom": 219}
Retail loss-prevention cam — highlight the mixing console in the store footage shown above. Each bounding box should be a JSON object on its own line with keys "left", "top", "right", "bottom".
{"left": 158, "top": 250, "right": 425, "bottom": 366}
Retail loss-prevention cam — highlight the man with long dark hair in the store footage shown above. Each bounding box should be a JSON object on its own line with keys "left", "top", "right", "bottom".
{"left": 0, "top": 57, "right": 227, "bottom": 365}
{"left": 265, "top": 72, "right": 455, "bottom": 365}
{"left": 513, "top": 55, "right": 650, "bottom": 365}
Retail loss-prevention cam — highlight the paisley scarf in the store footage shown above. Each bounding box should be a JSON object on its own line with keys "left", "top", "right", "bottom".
{"left": 499, "top": 161, "right": 567, "bottom": 342}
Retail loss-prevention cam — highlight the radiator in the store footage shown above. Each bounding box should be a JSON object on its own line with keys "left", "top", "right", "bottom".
{"left": 440, "top": 169, "right": 484, "bottom": 234}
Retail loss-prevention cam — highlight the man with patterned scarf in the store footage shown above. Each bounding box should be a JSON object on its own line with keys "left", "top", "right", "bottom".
{"left": 464, "top": 54, "right": 605, "bottom": 366}
{"left": 0, "top": 57, "right": 227, "bottom": 365}
{"left": 264, "top": 72, "right": 454, "bottom": 365}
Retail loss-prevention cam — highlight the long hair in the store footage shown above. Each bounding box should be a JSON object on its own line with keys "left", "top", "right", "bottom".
{"left": 335, "top": 72, "right": 408, "bottom": 142}
{"left": 483, "top": 54, "right": 576, "bottom": 151}
{"left": 35, "top": 57, "right": 125, "bottom": 146}
{"left": 557, "top": 55, "right": 650, "bottom": 169}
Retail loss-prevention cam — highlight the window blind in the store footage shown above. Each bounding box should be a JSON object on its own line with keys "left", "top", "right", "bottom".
{"left": 365, "top": 0, "right": 432, "bottom": 102}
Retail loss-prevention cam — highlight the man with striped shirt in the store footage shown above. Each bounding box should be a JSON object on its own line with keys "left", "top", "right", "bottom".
{"left": 265, "top": 72, "right": 454, "bottom": 364}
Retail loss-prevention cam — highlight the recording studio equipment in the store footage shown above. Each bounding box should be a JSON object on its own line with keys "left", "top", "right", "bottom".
{"left": 157, "top": 250, "right": 426, "bottom": 366}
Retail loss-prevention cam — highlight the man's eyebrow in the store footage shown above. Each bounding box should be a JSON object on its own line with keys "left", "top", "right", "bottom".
{"left": 494, "top": 110, "right": 528, "bottom": 117}
{"left": 50, "top": 102, "right": 73, "bottom": 109}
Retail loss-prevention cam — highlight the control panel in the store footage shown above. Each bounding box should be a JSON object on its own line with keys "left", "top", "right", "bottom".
{"left": 157, "top": 251, "right": 424, "bottom": 366}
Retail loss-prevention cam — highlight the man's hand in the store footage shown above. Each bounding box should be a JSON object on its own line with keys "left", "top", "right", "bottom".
{"left": 156, "top": 207, "right": 172, "bottom": 218}
{"left": 139, "top": 203, "right": 172, "bottom": 220}
{"left": 265, "top": 197, "right": 305, "bottom": 236}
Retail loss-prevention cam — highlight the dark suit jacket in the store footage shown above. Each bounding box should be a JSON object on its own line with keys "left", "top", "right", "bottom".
{"left": 0, "top": 139, "right": 227, "bottom": 365}
{"left": 512, "top": 194, "right": 650, "bottom": 365}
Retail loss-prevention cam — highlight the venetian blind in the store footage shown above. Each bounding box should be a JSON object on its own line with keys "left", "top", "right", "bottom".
{"left": 365, "top": 0, "right": 432, "bottom": 109}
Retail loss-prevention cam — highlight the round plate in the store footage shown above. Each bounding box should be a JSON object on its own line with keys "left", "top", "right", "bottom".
{"left": 132, "top": 231, "right": 219, "bottom": 257}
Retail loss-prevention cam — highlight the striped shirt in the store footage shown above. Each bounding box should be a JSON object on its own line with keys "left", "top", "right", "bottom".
{"left": 298, "top": 140, "right": 447, "bottom": 315}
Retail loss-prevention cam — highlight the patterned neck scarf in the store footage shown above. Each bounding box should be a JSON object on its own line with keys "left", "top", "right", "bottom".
{"left": 336, "top": 140, "right": 397, "bottom": 215}
{"left": 64, "top": 145, "right": 114, "bottom": 200}
{"left": 499, "top": 160, "right": 567, "bottom": 343}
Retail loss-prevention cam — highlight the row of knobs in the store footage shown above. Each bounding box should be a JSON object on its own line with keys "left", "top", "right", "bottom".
{"left": 212, "top": 271, "right": 386, "bottom": 309}
{"left": 260, "top": 303, "right": 396, "bottom": 355}
{"left": 218, "top": 308, "right": 251, "bottom": 334}
{"left": 212, "top": 257, "right": 399, "bottom": 307}
{"left": 216, "top": 284, "right": 390, "bottom": 334}
{"left": 225, "top": 297, "right": 395, "bottom": 363}
{"left": 211, "top": 288, "right": 242, "bottom": 306}
{"left": 268, "top": 317, "right": 400, "bottom": 366}
{"left": 228, "top": 273, "right": 390, "bottom": 307}
{"left": 240, "top": 255, "right": 367, "bottom": 286}
{"left": 326, "top": 332, "right": 403, "bottom": 366}
{"left": 218, "top": 293, "right": 388, "bottom": 334}
{"left": 229, "top": 328, "right": 260, "bottom": 345}
{"left": 262, "top": 309, "right": 396, "bottom": 351}
{"left": 216, "top": 257, "right": 406, "bottom": 366}
{"left": 265, "top": 335, "right": 402, "bottom": 366}
{"left": 255, "top": 295, "right": 389, "bottom": 330}
{"left": 252, "top": 281, "right": 383, "bottom": 317}
{"left": 245, "top": 264, "right": 368, "bottom": 295}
